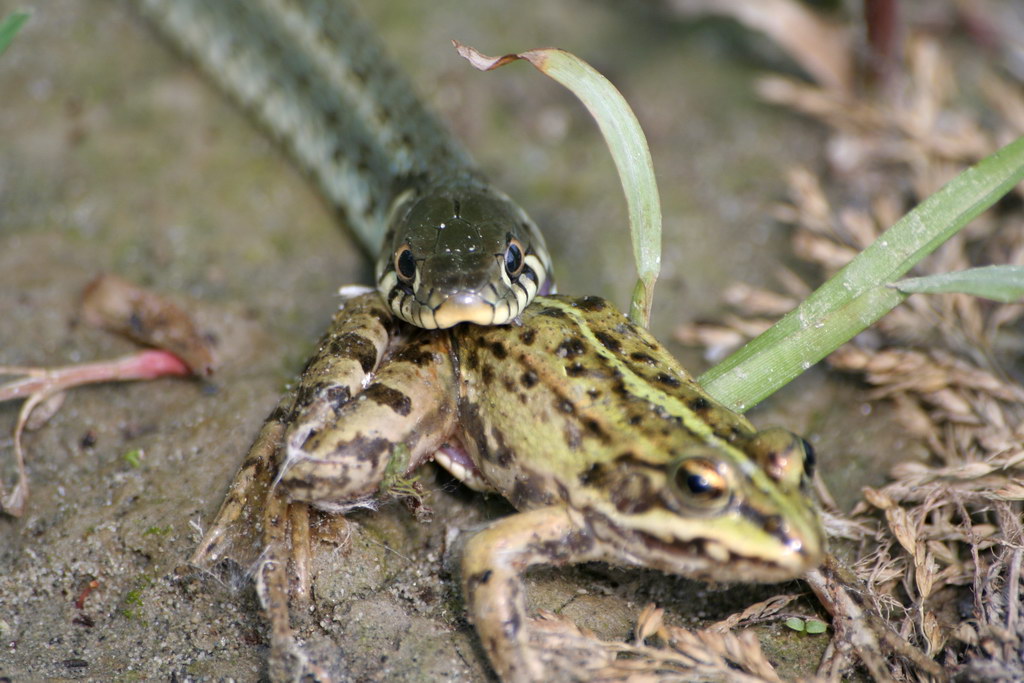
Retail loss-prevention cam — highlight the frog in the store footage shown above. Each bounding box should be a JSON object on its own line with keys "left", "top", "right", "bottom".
{"left": 192, "top": 290, "right": 825, "bottom": 681}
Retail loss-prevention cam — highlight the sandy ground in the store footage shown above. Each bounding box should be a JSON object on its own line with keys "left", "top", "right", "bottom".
{"left": 0, "top": 1, "right": 900, "bottom": 680}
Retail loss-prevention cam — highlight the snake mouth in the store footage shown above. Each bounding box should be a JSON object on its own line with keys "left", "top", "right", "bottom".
{"left": 384, "top": 248, "right": 541, "bottom": 328}
{"left": 386, "top": 279, "right": 540, "bottom": 329}
{"left": 381, "top": 254, "right": 552, "bottom": 328}
{"left": 382, "top": 278, "right": 515, "bottom": 329}
{"left": 431, "top": 292, "right": 500, "bottom": 328}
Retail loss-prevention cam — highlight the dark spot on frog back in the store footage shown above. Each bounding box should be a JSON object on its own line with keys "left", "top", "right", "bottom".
{"left": 392, "top": 342, "right": 437, "bottom": 367}
{"left": 294, "top": 381, "right": 351, "bottom": 412}
{"left": 612, "top": 320, "right": 655, "bottom": 349}
{"left": 519, "top": 328, "right": 536, "bottom": 346}
{"left": 629, "top": 351, "right": 656, "bottom": 366}
{"left": 464, "top": 346, "right": 479, "bottom": 370}
{"left": 486, "top": 425, "right": 515, "bottom": 468}
{"left": 565, "top": 362, "right": 587, "bottom": 377}
{"left": 582, "top": 418, "right": 608, "bottom": 442}
{"left": 654, "top": 372, "right": 681, "bottom": 388}
{"left": 537, "top": 305, "right": 568, "bottom": 320}
{"left": 509, "top": 469, "right": 554, "bottom": 508}
{"left": 349, "top": 434, "right": 393, "bottom": 467}
{"left": 594, "top": 331, "right": 622, "bottom": 354}
{"left": 326, "top": 332, "right": 378, "bottom": 373}
{"left": 324, "top": 385, "right": 350, "bottom": 410}
{"left": 555, "top": 337, "right": 586, "bottom": 359}
{"left": 364, "top": 383, "right": 412, "bottom": 417}
{"left": 489, "top": 340, "right": 508, "bottom": 359}
{"left": 576, "top": 296, "right": 608, "bottom": 312}
{"left": 578, "top": 462, "right": 606, "bottom": 487}
{"left": 367, "top": 306, "right": 397, "bottom": 337}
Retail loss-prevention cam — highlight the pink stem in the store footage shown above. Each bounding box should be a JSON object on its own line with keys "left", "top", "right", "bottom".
{"left": 0, "top": 350, "right": 192, "bottom": 403}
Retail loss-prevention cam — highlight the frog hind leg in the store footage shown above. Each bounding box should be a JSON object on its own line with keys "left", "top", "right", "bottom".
{"left": 190, "top": 293, "right": 393, "bottom": 573}
{"left": 461, "top": 506, "right": 603, "bottom": 683}
{"left": 256, "top": 491, "right": 344, "bottom": 681}
{"left": 191, "top": 293, "right": 395, "bottom": 680}
{"left": 259, "top": 322, "right": 458, "bottom": 680}
{"left": 190, "top": 390, "right": 292, "bottom": 574}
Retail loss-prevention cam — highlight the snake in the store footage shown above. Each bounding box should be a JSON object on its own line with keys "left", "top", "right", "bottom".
{"left": 139, "top": 0, "right": 553, "bottom": 329}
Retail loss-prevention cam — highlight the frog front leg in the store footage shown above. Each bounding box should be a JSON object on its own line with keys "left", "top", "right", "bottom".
{"left": 278, "top": 325, "right": 459, "bottom": 509}
{"left": 462, "top": 505, "right": 604, "bottom": 683}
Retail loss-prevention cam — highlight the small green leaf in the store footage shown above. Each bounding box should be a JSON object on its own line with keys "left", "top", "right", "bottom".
{"left": 381, "top": 442, "right": 411, "bottom": 490}
{"left": 784, "top": 617, "right": 806, "bottom": 632}
{"left": 893, "top": 265, "right": 1024, "bottom": 303}
{"left": 804, "top": 619, "right": 828, "bottom": 634}
{"left": 0, "top": 11, "right": 29, "bottom": 57}
{"left": 123, "top": 449, "right": 144, "bottom": 468}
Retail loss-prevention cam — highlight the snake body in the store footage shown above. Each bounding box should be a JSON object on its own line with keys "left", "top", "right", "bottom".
{"left": 140, "top": 0, "right": 553, "bottom": 328}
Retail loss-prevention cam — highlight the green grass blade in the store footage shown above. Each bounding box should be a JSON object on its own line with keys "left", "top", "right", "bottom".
{"left": 0, "top": 11, "right": 29, "bottom": 57}
{"left": 893, "top": 265, "right": 1024, "bottom": 303}
{"left": 454, "top": 42, "right": 662, "bottom": 326}
{"left": 700, "top": 135, "right": 1024, "bottom": 411}
{"left": 523, "top": 49, "right": 662, "bottom": 326}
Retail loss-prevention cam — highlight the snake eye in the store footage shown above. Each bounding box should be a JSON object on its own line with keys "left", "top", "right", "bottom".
{"left": 504, "top": 238, "right": 524, "bottom": 278}
{"left": 395, "top": 244, "right": 416, "bottom": 282}
{"left": 667, "top": 456, "right": 732, "bottom": 513}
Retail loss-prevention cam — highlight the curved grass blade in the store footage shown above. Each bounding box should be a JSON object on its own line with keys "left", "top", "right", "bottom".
{"left": 700, "top": 135, "right": 1024, "bottom": 411}
{"left": 454, "top": 42, "right": 662, "bottom": 327}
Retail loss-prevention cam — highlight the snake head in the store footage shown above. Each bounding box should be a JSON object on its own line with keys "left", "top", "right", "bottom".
{"left": 377, "top": 180, "right": 553, "bottom": 329}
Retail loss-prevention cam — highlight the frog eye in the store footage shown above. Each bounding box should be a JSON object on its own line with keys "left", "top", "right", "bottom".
{"left": 801, "top": 438, "right": 816, "bottom": 480}
{"left": 504, "top": 237, "right": 525, "bottom": 278}
{"left": 667, "top": 456, "right": 732, "bottom": 513}
{"left": 747, "top": 427, "right": 813, "bottom": 489}
{"left": 394, "top": 244, "right": 416, "bottom": 282}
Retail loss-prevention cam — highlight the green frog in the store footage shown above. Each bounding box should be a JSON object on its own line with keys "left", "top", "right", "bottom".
{"left": 141, "top": 0, "right": 824, "bottom": 679}
{"left": 194, "top": 291, "right": 824, "bottom": 682}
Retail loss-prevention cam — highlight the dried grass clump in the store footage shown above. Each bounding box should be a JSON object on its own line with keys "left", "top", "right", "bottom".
{"left": 525, "top": 601, "right": 795, "bottom": 682}
{"left": 679, "top": 22, "right": 1024, "bottom": 681}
